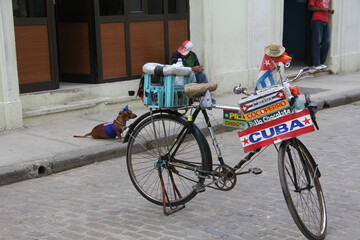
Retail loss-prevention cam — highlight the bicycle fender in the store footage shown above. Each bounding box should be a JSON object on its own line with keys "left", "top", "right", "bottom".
{"left": 122, "top": 109, "right": 182, "bottom": 143}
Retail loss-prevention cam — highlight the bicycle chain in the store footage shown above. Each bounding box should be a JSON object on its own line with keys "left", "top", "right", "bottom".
{"left": 167, "top": 163, "right": 237, "bottom": 191}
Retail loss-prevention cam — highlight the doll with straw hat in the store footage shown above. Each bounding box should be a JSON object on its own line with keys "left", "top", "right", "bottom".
{"left": 265, "top": 43, "right": 292, "bottom": 63}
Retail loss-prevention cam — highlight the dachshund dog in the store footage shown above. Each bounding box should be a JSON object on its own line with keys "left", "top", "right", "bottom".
{"left": 73, "top": 105, "right": 137, "bottom": 142}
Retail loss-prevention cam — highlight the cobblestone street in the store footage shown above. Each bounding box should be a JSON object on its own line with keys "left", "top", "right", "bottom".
{"left": 0, "top": 102, "right": 359, "bottom": 240}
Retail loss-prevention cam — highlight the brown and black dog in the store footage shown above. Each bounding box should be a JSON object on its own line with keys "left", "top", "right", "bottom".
{"left": 74, "top": 105, "right": 137, "bottom": 142}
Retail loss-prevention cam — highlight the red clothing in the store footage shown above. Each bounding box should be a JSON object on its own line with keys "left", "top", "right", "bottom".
{"left": 308, "top": 0, "right": 331, "bottom": 22}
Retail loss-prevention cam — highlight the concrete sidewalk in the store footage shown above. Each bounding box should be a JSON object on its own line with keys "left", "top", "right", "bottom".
{"left": 1, "top": 70, "right": 359, "bottom": 186}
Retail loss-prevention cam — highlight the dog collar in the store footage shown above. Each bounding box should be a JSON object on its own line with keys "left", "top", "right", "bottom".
{"left": 115, "top": 119, "right": 126, "bottom": 127}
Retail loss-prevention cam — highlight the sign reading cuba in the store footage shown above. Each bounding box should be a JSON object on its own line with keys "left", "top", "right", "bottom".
{"left": 238, "top": 109, "right": 315, "bottom": 152}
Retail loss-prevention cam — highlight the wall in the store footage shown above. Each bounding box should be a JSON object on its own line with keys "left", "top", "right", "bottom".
{"left": 331, "top": 0, "right": 360, "bottom": 73}
{"left": 1, "top": 0, "right": 360, "bottom": 130}
{"left": 190, "top": 0, "right": 360, "bottom": 94}
{"left": 190, "top": 0, "right": 284, "bottom": 94}
{"left": 0, "top": 0, "right": 23, "bottom": 131}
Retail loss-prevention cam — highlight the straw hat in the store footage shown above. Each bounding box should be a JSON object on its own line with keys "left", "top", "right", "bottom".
{"left": 265, "top": 43, "right": 285, "bottom": 57}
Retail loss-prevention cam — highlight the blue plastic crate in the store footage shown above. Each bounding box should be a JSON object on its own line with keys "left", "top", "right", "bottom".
{"left": 143, "top": 74, "right": 190, "bottom": 108}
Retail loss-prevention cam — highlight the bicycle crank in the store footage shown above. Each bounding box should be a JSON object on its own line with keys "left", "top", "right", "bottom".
{"left": 192, "top": 165, "right": 237, "bottom": 192}
{"left": 212, "top": 165, "right": 237, "bottom": 191}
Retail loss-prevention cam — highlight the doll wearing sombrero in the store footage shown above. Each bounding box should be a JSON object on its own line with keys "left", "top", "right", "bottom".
{"left": 265, "top": 43, "right": 306, "bottom": 110}
{"left": 265, "top": 43, "right": 292, "bottom": 63}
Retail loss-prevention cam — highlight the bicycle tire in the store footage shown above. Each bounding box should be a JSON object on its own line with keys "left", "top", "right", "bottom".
{"left": 278, "top": 138, "right": 327, "bottom": 240}
{"left": 126, "top": 113, "right": 212, "bottom": 206}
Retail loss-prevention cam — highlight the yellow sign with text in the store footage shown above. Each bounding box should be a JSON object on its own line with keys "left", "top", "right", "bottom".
{"left": 244, "top": 100, "right": 290, "bottom": 120}
{"left": 223, "top": 110, "right": 248, "bottom": 129}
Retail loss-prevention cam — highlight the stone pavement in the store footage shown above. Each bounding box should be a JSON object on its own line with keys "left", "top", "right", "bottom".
{"left": 0, "top": 70, "right": 359, "bottom": 186}
{"left": 0, "top": 102, "right": 359, "bottom": 239}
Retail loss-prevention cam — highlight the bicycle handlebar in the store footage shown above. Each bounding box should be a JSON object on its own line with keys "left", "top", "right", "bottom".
{"left": 287, "top": 67, "right": 310, "bottom": 83}
{"left": 204, "top": 66, "right": 312, "bottom": 112}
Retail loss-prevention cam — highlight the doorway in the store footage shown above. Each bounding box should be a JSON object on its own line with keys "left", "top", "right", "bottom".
{"left": 55, "top": 0, "right": 98, "bottom": 83}
{"left": 283, "top": 0, "right": 312, "bottom": 66}
{"left": 55, "top": 0, "right": 190, "bottom": 84}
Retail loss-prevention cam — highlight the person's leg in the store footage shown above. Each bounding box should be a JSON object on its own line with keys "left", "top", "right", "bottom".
{"left": 320, "top": 22, "right": 330, "bottom": 65}
{"left": 311, "top": 20, "right": 323, "bottom": 67}
{"left": 194, "top": 72, "right": 208, "bottom": 83}
{"left": 189, "top": 72, "right": 196, "bottom": 83}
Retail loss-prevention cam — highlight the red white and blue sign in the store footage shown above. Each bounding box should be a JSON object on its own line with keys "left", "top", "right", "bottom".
{"left": 238, "top": 108, "right": 315, "bottom": 152}
{"left": 238, "top": 86, "right": 291, "bottom": 121}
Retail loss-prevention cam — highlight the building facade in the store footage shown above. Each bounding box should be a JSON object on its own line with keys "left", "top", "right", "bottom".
{"left": 190, "top": 0, "right": 360, "bottom": 93}
{"left": 1, "top": 0, "right": 360, "bottom": 131}
{"left": 12, "top": 0, "right": 189, "bottom": 93}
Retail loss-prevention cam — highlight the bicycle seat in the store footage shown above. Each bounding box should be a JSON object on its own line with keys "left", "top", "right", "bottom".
{"left": 184, "top": 82, "right": 218, "bottom": 98}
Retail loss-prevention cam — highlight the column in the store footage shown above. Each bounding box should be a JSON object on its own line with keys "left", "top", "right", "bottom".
{"left": 0, "top": 0, "right": 23, "bottom": 131}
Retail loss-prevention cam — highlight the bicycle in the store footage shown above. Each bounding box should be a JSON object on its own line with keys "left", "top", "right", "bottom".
{"left": 124, "top": 63, "right": 327, "bottom": 240}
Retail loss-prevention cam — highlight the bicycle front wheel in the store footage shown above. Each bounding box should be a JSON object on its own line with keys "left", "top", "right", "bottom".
{"left": 278, "top": 138, "right": 327, "bottom": 240}
{"left": 126, "top": 113, "right": 212, "bottom": 207}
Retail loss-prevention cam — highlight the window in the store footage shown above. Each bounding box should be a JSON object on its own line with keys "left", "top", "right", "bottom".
{"left": 98, "top": 0, "right": 186, "bottom": 16}
{"left": 13, "top": 0, "right": 47, "bottom": 18}
{"left": 168, "top": 0, "right": 187, "bottom": 14}
{"left": 130, "top": 0, "right": 143, "bottom": 13}
{"left": 57, "top": 0, "right": 89, "bottom": 21}
{"left": 148, "top": 0, "right": 163, "bottom": 15}
{"left": 100, "top": 0, "right": 124, "bottom": 16}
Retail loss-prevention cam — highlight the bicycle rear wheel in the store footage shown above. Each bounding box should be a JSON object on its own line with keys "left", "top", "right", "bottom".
{"left": 126, "top": 113, "right": 212, "bottom": 206}
{"left": 278, "top": 138, "right": 327, "bottom": 240}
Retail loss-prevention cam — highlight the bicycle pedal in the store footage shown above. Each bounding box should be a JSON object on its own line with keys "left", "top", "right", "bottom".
{"left": 249, "top": 168, "right": 262, "bottom": 175}
{"left": 192, "top": 183, "right": 206, "bottom": 193}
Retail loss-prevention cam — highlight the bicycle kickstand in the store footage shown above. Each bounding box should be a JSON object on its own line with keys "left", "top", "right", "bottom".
{"left": 158, "top": 168, "right": 185, "bottom": 216}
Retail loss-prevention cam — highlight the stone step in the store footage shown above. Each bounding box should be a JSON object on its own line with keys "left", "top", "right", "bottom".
{"left": 286, "top": 69, "right": 331, "bottom": 79}
{"left": 20, "top": 80, "right": 142, "bottom": 125}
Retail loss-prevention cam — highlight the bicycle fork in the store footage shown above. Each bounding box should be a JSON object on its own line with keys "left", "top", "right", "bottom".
{"left": 287, "top": 138, "right": 318, "bottom": 192}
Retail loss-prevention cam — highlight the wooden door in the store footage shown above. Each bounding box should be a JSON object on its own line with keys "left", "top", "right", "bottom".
{"left": 56, "top": 0, "right": 98, "bottom": 83}
{"left": 13, "top": 0, "right": 59, "bottom": 93}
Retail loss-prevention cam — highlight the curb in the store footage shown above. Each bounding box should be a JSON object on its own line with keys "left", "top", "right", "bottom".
{"left": 0, "top": 93, "right": 359, "bottom": 186}
{"left": 0, "top": 143, "right": 128, "bottom": 186}
{"left": 323, "top": 90, "right": 360, "bottom": 108}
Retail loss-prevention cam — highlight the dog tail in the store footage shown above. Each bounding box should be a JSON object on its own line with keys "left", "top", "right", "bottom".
{"left": 73, "top": 133, "right": 92, "bottom": 138}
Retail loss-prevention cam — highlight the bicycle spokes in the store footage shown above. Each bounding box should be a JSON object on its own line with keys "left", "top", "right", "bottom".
{"left": 278, "top": 139, "right": 327, "bottom": 240}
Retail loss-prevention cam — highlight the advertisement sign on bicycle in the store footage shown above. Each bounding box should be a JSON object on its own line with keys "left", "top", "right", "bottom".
{"left": 238, "top": 86, "right": 291, "bottom": 121}
{"left": 247, "top": 108, "right": 292, "bottom": 127}
{"left": 223, "top": 110, "right": 248, "bottom": 130}
{"left": 238, "top": 108, "right": 315, "bottom": 152}
{"left": 243, "top": 100, "right": 290, "bottom": 120}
